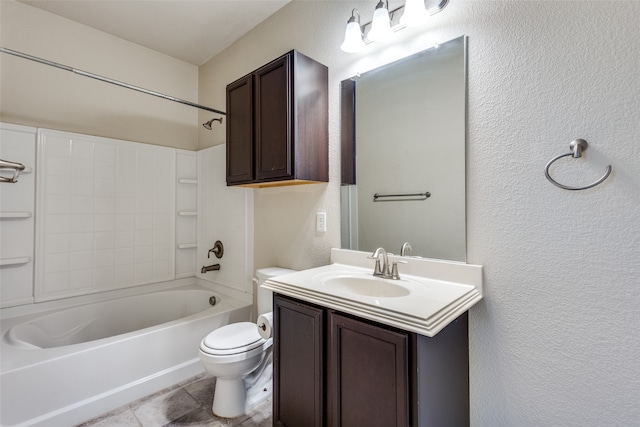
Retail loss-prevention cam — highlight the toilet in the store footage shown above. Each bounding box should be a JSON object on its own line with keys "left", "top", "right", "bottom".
{"left": 198, "top": 267, "right": 295, "bottom": 418}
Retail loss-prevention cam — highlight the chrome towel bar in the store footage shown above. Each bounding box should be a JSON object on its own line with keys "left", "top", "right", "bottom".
{"left": 373, "top": 191, "right": 430, "bottom": 202}
{"left": 0, "top": 158, "right": 26, "bottom": 183}
{"left": 544, "top": 139, "right": 612, "bottom": 191}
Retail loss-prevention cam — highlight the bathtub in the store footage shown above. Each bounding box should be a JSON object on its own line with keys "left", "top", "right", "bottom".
{"left": 0, "top": 283, "right": 252, "bottom": 427}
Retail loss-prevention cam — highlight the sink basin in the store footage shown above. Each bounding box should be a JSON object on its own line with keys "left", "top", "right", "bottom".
{"left": 323, "top": 276, "right": 410, "bottom": 298}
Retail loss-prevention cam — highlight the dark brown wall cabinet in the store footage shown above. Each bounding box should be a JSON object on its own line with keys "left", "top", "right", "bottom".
{"left": 273, "top": 294, "right": 470, "bottom": 427}
{"left": 226, "top": 50, "right": 328, "bottom": 187}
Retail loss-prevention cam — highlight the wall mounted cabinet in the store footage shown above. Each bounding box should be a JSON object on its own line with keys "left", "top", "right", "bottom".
{"left": 226, "top": 50, "right": 328, "bottom": 187}
{"left": 273, "top": 294, "right": 470, "bottom": 427}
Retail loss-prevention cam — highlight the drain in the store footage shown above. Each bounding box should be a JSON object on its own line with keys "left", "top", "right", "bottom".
{"left": 209, "top": 296, "right": 217, "bottom": 306}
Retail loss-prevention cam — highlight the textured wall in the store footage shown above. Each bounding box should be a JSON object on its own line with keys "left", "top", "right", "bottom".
{"left": 200, "top": 1, "right": 640, "bottom": 425}
{"left": 0, "top": 1, "right": 199, "bottom": 149}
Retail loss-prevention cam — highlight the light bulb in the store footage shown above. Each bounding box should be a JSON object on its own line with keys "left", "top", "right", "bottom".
{"left": 400, "top": 0, "right": 429, "bottom": 28}
{"left": 368, "top": 1, "right": 393, "bottom": 42}
{"left": 341, "top": 13, "right": 366, "bottom": 53}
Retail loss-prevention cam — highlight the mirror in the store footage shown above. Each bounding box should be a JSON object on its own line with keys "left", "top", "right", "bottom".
{"left": 340, "top": 36, "right": 467, "bottom": 261}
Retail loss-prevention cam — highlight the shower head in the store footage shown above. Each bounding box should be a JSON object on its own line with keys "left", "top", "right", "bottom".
{"left": 203, "top": 117, "right": 223, "bottom": 130}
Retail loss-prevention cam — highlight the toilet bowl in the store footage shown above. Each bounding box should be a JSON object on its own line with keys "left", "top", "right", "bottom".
{"left": 198, "top": 267, "right": 295, "bottom": 418}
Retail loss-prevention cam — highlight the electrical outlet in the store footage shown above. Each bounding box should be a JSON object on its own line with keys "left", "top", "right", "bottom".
{"left": 316, "top": 211, "right": 327, "bottom": 232}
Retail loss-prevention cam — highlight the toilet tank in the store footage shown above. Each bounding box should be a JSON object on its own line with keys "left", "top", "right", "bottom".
{"left": 255, "top": 267, "right": 297, "bottom": 315}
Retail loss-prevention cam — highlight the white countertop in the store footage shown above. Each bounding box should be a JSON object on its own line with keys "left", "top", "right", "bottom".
{"left": 262, "top": 249, "right": 483, "bottom": 337}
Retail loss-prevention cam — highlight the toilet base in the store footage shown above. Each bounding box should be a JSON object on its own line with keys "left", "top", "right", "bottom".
{"left": 210, "top": 351, "right": 273, "bottom": 419}
{"left": 212, "top": 377, "right": 246, "bottom": 418}
{"left": 245, "top": 352, "right": 273, "bottom": 412}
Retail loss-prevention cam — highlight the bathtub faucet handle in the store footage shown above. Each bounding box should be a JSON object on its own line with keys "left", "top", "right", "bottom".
{"left": 208, "top": 240, "right": 224, "bottom": 259}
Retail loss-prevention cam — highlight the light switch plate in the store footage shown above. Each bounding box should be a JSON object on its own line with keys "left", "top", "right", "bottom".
{"left": 316, "top": 211, "right": 327, "bottom": 232}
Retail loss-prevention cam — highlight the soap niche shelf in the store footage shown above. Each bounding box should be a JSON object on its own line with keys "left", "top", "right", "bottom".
{"left": 0, "top": 256, "right": 31, "bottom": 267}
{"left": 175, "top": 152, "right": 198, "bottom": 279}
{"left": 0, "top": 211, "right": 32, "bottom": 219}
{"left": 177, "top": 243, "right": 197, "bottom": 249}
{"left": 178, "top": 178, "right": 198, "bottom": 185}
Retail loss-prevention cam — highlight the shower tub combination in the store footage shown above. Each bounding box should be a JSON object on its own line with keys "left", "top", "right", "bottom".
{"left": 0, "top": 283, "right": 251, "bottom": 427}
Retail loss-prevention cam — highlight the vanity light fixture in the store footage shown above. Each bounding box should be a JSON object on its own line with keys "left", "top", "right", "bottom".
{"left": 368, "top": 1, "right": 394, "bottom": 42}
{"left": 399, "top": 0, "right": 430, "bottom": 27}
{"left": 340, "top": 0, "right": 450, "bottom": 53}
{"left": 340, "top": 9, "right": 366, "bottom": 53}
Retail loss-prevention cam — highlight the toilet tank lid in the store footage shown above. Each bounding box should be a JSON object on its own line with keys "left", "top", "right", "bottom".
{"left": 255, "top": 267, "right": 297, "bottom": 281}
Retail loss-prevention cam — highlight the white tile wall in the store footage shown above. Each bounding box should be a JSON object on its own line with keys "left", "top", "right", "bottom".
{"left": 0, "top": 123, "right": 37, "bottom": 308}
{"left": 197, "top": 145, "right": 253, "bottom": 295}
{"left": 35, "top": 129, "right": 176, "bottom": 301}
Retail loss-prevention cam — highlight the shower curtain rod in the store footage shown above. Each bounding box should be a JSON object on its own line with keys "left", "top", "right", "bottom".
{"left": 0, "top": 47, "right": 226, "bottom": 115}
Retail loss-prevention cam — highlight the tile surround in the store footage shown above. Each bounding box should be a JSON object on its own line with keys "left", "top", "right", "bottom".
{"left": 35, "top": 129, "right": 176, "bottom": 302}
{"left": 0, "top": 123, "right": 37, "bottom": 307}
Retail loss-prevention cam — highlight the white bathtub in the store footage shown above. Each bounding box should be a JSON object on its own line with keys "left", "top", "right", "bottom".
{"left": 0, "top": 283, "right": 252, "bottom": 427}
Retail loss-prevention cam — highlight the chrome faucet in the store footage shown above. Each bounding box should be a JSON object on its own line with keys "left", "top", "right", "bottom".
{"left": 369, "top": 247, "right": 407, "bottom": 280}
{"left": 201, "top": 263, "right": 220, "bottom": 274}
{"left": 400, "top": 242, "right": 412, "bottom": 256}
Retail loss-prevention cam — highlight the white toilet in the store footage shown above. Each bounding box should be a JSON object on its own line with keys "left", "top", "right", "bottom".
{"left": 198, "top": 267, "right": 295, "bottom": 418}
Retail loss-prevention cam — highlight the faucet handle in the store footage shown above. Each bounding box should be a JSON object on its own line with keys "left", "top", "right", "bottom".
{"left": 208, "top": 240, "right": 224, "bottom": 259}
{"left": 368, "top": 256, "right": 383, "bottom": 276}
{"left": 391, "top": 260, "right": 408, "bottom": 280}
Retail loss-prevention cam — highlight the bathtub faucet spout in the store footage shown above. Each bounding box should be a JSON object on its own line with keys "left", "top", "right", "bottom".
{"left": 201, "top": 263, "right": 220, "bottom": 274}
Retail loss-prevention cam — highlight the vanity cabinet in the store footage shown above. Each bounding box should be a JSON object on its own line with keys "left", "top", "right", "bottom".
{"left": 273, "top": 294, "right": 325, "bottom": 427}
{"left": 226, "top": 50, "right": 328, "bottom": 187}
{"left": 273, "top": 294, "right": 470, "bottom": 427}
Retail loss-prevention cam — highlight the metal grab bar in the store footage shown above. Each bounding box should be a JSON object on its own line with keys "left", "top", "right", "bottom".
{"left": 544, "top": 139, "right": 612, "bottom": 191}
{"left": 373, "top": 191, "right": 430, "bottom": 202}
{"left": 0, "top": 159, "right": 26, "bottom": 183}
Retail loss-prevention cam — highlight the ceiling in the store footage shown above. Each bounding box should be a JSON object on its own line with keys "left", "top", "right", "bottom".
{"left": 18, "top": 0, "right": 291, "bottom": 66}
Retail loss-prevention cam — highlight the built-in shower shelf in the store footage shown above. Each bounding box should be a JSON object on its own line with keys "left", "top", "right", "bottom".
{"left": 0, "top": 256, "right": 31, "bottom": 267}
{"left": 0, "top": 211, "right": 32, "bottom": 219}
{"left": 177, "top": 211, "right": 197, "bottom": 216}
{"left": 178, "top": 178, "right": 198, "bottom": 184}
{"left": 177, "top": 243, "right": 197, "bottom": 249}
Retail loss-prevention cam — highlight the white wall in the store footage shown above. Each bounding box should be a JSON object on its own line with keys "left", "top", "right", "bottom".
{"left": 199, "top": 1, "right": 640, "bottom": 425}
{"left": 197, "top": 145, "right": 254, "bottom": 299}
{"left": 0, "top": 1, "right": 199, "bottom": 149}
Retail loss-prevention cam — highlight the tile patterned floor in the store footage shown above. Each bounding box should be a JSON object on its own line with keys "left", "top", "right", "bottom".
{"left": 76, "top": 373, "right": 272, "bottom": 427}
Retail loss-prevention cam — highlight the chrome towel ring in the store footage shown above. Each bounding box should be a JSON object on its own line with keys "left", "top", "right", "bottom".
{"left": 544, "top": 139, "right": 612, "bottom": 191}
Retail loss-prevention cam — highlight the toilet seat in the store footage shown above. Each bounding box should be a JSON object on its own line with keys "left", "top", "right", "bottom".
{"left": 200, "top": 322, "right": 265, "bottom": 356}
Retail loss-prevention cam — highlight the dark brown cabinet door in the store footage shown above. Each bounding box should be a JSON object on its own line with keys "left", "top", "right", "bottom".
{"left": 225, "top": 50, "right": 328, "bottom": 187}
{"left": 255, "top": 54, "right": 292, "bottom": 181}
{"left": 328, "top": 312, "right": 409, "bottom": 427}
{"left": 273, "top": 295, "right": 325, "bottom": 427}
{"left": 226, "top": 75, "right": 253, "bottom": 184}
